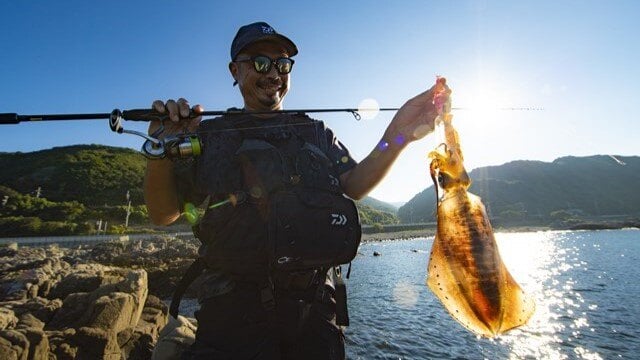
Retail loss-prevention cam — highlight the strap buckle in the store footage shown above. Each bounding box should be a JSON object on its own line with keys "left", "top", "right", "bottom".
{"left": 277, "top": 256, "right": 300, "bottom": 265}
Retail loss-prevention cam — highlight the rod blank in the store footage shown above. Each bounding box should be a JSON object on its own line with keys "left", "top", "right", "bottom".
{"left": 0, "top": 106, "right": 542, "bottom": 125}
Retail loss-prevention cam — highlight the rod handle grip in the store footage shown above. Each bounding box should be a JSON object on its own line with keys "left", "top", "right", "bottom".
{"left": 0, "top": 113, "right": 19, "bottom": 124}
{"left": 121, "top": 109, "right": 168, "bottom": 122}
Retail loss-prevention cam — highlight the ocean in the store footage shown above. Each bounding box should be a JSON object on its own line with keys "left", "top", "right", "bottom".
{"left": 345, "top": 229, "right": 640, "bottom": 359}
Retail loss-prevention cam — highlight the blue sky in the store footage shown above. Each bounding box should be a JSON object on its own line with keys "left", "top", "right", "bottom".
{"left": 1, "top": 1, "right": 638, "bottom": 203}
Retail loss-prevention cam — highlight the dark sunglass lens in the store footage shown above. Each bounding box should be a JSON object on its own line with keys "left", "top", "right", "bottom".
{"left": 276, "top": 58, "right": 293, "bottom": 74}
{"left": 253, "top": 56, "right": 272, "bottom": 73}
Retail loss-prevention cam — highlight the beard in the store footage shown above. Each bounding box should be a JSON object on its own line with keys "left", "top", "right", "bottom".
{"left": 256, "top": 79, "right": 287, "bottom": 108}
{"left": 239, "top": 75, "right": 289, "bottom": 111}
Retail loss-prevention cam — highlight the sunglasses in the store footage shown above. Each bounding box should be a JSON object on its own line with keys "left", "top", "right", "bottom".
{"left": 234, "top": 55, "right": 295, "bottom": 75}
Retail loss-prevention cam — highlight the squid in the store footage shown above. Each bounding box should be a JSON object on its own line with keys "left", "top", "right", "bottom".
{"left": 426, "top": 78, "right": 535, "bottom": 337}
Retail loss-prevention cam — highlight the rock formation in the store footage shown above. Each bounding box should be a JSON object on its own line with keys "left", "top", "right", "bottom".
{"left": 0, "top": 236, "right": 200, "bottom": 359}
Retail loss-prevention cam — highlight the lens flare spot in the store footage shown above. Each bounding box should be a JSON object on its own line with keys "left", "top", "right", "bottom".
{"left": 413, "top": 124, "right": 432, "bottom": 139}
{"left": 358, "top": 98, "right": 380, "bottom": 120}
{"left": 377, "top": 140, "right": 389, "bottom": 151}
{"left": 250, "top": 186, "right": 263, "bottom": 198}
{"left": 393, "top": 281, "right": 419, "bottom": 309}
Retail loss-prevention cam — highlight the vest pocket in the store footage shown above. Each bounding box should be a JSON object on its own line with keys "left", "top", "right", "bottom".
{"left": 295, "top": 142, "right": 339, "bottom": 191}
{"left": 199, "top": 204, "right": 269, "bottom": 276}
{"left": 235, "top": 139, "right": 287, "bottom": 199}
{"left": 269, "top": 190, "right": 361, "bottom": 271}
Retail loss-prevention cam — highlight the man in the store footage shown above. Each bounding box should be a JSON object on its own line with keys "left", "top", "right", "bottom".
{"left": 144, "top": 22, "right": 446, "bottom": 360}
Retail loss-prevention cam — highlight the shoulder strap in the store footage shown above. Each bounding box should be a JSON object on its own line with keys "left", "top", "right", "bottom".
{"left": 169, "top": 258, "right": 205, "bottom": 319}
{"left": 285, "top": 113, "right": 329, "bottom": 153}
{"left": 333, "top": 266, "right": 349, "bottom": 326}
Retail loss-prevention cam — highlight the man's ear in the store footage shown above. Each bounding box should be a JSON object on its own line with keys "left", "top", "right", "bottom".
{"left": 229, "top": 62, "right": 238, "bottom": 81}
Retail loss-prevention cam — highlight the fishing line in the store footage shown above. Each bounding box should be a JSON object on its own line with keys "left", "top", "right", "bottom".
{"left": 186, "top": 107, "right": 545, "bottom": 134}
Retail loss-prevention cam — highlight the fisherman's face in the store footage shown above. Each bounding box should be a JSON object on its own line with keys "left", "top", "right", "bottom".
{"left": 230, "top": 41, "right": 291, "bottom": 112}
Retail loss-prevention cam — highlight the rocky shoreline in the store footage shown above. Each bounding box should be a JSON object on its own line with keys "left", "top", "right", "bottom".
{"left": 0, "top": 237, "right": 201, "bottom": 360}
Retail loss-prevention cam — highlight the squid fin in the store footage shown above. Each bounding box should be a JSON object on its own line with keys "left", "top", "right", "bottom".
{"left": 427, "top": 235, "right": 535, "bottom": 337}
{"left": 495, "top": 270, "right": 536, "bottom": 333}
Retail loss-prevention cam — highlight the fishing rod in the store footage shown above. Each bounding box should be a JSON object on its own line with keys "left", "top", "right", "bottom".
{"left": 0, "top": 107, "right": 400, "bottom": 125}
{"left": 0, "top": 106, "right": 543, "bottom": 159}
{"left": 0, "top": 107, "right": 399, "bottom": 159}
{"left": 0, "top": 107, "right": 391, "bottom": 159}
{"left": 0, "top": 106, "right": 542, "bottom": 124}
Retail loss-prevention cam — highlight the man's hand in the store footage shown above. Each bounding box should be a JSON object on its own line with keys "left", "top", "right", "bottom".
{"left": 144, "top": 98, "right": 202, "bottom": 225}
{"left": 149, "top": 98, "right": 203, "bottom": 139}
{"left": 384, "top": 79, "right": 451, "bottom": 145}
{"left": 339, "top": 78, "right": 451, "bottom": 200}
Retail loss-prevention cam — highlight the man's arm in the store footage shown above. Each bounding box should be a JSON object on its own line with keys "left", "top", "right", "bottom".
{"left": 144, "top": 159, "right": 181, "bottom": 225}
{"left": 340, "top": 82, "right": 448, "bottom": 199}
{"left": 339, "top": 134, "right": 408, "bottom": 200}
{"left": 144, "top": 98, "right": 202, "bottom": 225}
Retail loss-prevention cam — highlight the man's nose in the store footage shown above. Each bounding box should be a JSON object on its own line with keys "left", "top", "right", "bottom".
{"left": 266, "top": 64, "right": 281, "bottom": 79}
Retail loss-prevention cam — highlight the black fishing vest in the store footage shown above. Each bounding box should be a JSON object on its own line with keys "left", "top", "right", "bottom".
{"left": 193, "top": 113, "right": 361, "bottom": 278}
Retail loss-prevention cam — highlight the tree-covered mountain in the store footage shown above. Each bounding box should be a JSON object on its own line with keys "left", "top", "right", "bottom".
{"left": 398, "top": 155, "right": 640, "bottom": 224}
{"left": 0, "top": 145, "right": 145, "bottom": 207}
{"left": 0, "top": 145, "right": 399, "bottom": 235}
{"left": 358, "top": 196, "right": 397, "bottom": 214}
{"left": 9, "top": 146, "right": 637, "bottom": 233}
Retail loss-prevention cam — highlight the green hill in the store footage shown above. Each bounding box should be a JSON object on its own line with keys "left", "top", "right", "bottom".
{"left": 355, "top": 197, "right": 400, "bottom": 226}
{"left": 398, "top": 155, "right": 640, "bottom": 225}
{"left": 11, "top": 146, "right": 637, "bottom": 233}
{"left": 358, "top": 196, "right": 397, "bottom": 214}
{"left": 0, "top": 144, "right": 146, "bottom": 206}
{"left": 0, "top": 145, "right": 399, "bottom": 235}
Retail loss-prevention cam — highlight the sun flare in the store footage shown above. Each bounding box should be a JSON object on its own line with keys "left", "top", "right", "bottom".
{"left": 455, "top": 86, "right": 512, "bottom": 126}
{"left": 443, "top": 82, "right": 521, "bottom": 168}
{"left": 357, "top": 98, "right": 380, "bottom": 120}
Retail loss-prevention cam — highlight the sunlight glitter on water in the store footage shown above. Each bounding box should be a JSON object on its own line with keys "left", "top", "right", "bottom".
{"left": 494, "top": 231, "right": 603, "bottom": 360}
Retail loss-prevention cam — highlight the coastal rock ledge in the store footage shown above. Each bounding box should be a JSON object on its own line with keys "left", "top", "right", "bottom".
{"left": 0, "top": 242, "right": 196, "bottom": 360}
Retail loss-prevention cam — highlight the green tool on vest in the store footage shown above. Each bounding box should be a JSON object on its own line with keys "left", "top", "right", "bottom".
{"left": 182, "top": 202, "right": 200, "bottom": 225}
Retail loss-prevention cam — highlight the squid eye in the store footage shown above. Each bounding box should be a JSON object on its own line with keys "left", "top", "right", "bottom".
{"left": 438, "top": 172, "right": 452, "bottom": 188}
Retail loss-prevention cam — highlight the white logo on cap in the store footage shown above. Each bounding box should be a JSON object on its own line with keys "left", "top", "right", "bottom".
{"left": 261, "top": 26, "right": 275, "bottom": 34}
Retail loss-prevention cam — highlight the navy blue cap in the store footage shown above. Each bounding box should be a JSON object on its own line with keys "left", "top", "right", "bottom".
{"left": 230, "top": 22, "right": 298, "bottom": 60}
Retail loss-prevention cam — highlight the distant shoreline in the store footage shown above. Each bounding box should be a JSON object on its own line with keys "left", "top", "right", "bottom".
{"left": 2, "top": 222, "right": 637, "bottom": 246}
{"left": 359, "top": 223, "right": 640, "bottom": 242}
{"left": 360, "top": 226, "right": 554, "bottom": 242}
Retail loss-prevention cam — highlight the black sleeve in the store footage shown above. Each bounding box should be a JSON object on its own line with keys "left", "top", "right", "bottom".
{"left": 323, "top": 125, "right": 358, "bottom": 176}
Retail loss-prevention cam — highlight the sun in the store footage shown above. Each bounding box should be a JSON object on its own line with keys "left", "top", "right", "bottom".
{"left": 444, "top": 82, "right": 520, "bottom": 168}
{"left": 455, "top": 85, "right": 511, "bottom": 125}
